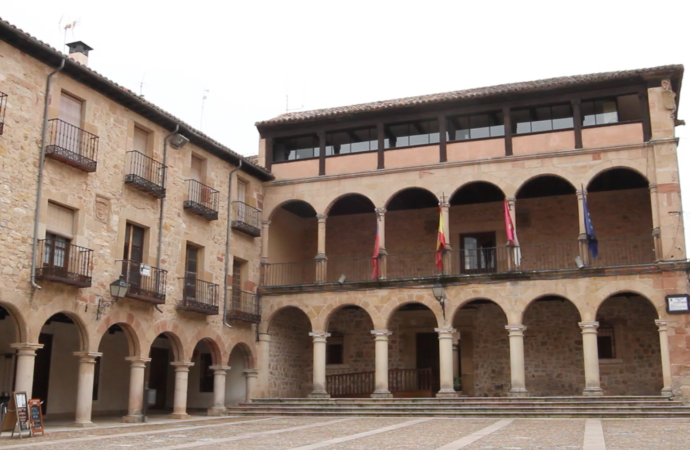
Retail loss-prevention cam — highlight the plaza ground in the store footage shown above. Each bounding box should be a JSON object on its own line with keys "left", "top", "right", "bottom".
{"left": 1, "top": 415, "right": 689, "bottom": 449}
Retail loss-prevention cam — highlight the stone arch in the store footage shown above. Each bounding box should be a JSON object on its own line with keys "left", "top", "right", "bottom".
{"left": 266, "top": 305, "right": 315, "bottom": 332}
{"left": 324, "top": 192, "right": 377, "bottom": 216}
{"left": 449, "top": 297, "right": 510, "bottom": 325}
{"left": 449, "top": 180, "right": 507, "bottom": 204}
{"left": 315, "top": 301, "right": 379, "bottom": 332}
{"left": 382, "top": 297, "right": 443, "bottom": 330}
{"left": 228, "top": 342, "right": 255, "bottom": 369}
{"left": 31, "top": 309, "right": 89, "bottom": 353}
{"left": 148, "top": 324, "right": 186, "bottom": 363}
{"left": 384, "top": 187, "right": 439, "bottom": 210}
{"left": 0, "top": 300, "right": 29, "bottom": 343}
{"left": 590, "top": 281, "right": 662, "bottom": 320}
{"left": 266, "top": 199, "right": 317, "bottom": 221}
{"left": 594, "top": 289, "right": 660, "bottom": 320}
{"left": 187, "top": 335, "right": 225, "bottom": 367}
{"left": 514, "top": 173, "right": 578, "bottom": 199}
{"left": 519, "top": 294, "right": 584, "bottom": 324}
{"left": 94, "top": 311, "right": 146, "bottom": 357}
{"left": 581, "top": 159, "right": 650, "bottom": 189}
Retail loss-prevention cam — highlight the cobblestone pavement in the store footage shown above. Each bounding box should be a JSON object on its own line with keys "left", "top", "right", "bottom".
{"left": 1, "top": 416, "right": 689, "bottom": 449}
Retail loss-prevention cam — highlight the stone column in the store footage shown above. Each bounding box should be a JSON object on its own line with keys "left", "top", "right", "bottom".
{"left": 10, "top": 343, "right": 43, "bottom": 398}
{"left": 170, "top": 361, "right": 194, "bottom": 419}
{"left": 261, "top": 220, "right": 270, "bottom": 264}
{"left": 73, "top": 352, "right": 102, "bottom": 427}
{"left": 505, "top": 325, "right": 529, "bottom": 397}
{"left": 579, "top": 321, "right": 603, "bottom": 396}
{"left": 123, "top": 357, "right": 150, "bottom": 423}
{"left": 315, "top": 214, "right": 328, "bottom": 283}
{"left": 244, "top": 369, "right": 259, "bottom": 402}
{"left": 440, "top": 201, "right": 452, "bottom": 274}
{"left": 309, "top": 331, "right": 330, "bottom": 398}
{"left": 375, "top": 208, "right": 387, "bottom": 280}
{"left": 506, "top": 197, "right": 518, "bottom": 269}
{"left": 208, "top": 365, "right": 230, "bottom": 416}
{"left": 649, "top": 185, "right": 662, "bottom": 260}
{"left": 371, "top": 330, "right": 392, "bottom": 398}
{"left": 257, "top": 332, "right": 270, "bottom": 398}
{"left": 655, "top": 320, "right": 673, "bottom": 396}
{"left": 435, "top": 328, "right": 458, "bottom": 397}
{"left": 576, "top": 190, "right": 589, "bottom": 266}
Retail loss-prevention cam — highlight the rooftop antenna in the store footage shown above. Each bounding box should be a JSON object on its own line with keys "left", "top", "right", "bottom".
{"left": 200, "top": 89, "right": 209, "bottom": 131}
{"left": 139, "top": 74, "right": 146, "bottom": 97}
{"left": 285, "top": 76, "right": 305, "bottom": 113}
{"left": 59, "top": 17, "right": 80, "bottom": 53}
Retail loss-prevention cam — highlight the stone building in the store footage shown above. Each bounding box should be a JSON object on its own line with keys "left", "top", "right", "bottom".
{"left": 1, "top": 16, "right": 690, "bottom": 426}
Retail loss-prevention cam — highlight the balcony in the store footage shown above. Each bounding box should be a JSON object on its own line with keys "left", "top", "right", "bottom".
{"left": 184, "top": 179, "right": 219, "bottom": 220}
{"left": 177, "top": 278, "right": 219, "bottom": 315}
{"left": 121, "top": 260, "right": 167, "bottom": 304}
{"left": 36, "top": 239, "right": 93, "bottom": 287}
{"left": 0, "top": 91, "right": 7, "bottom": 135}
{"left": 45, "top": 119, "right": 99, "bottom": 172}
{"left": 226, "top": 289, "right": 261, "bottom": 323}
{"left": 232, "top": 201, "right": 261, "bottom": 237}
{"left": 124, "top": 151, "right": 166, "bottom": 198}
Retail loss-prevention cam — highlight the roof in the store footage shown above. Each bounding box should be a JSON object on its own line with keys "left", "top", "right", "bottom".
{"left": 257, "top": 65, "right": 684, "bottom": 128}
{"left": 0, "top": 17, "right": 274, "bottom": 181}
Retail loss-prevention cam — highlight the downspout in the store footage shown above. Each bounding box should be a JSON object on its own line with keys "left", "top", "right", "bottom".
{"left": 223, "top": 160, "right": 242, "bottom": 328}
{"left": 31, "top": 58, "right": 66, "bottom": 290}
{"left": 157, "top": 125, "right": 179, "bottom": 269}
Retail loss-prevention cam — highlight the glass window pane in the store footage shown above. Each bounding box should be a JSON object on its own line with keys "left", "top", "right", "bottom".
{"left": 512, "top": 109, "right": 531, "bottom": 134}
{"left": 470, "top": 127, "right": 490, "bottom": 139}
{"left": 553, "top": 117, "right": 574, "bottom": 130}
{"left": 581, "top": 101, "right": 595, "bottom": 126}
{"left": 455, "top": 129, "right": 470, "bottom": 141}
{"left": 409, "top": 133, "right": 428, "bottom": 146}
{"left": 596, "top": 100, "right": 618, "bottom": 124}
{"left": 531, "top": 119, "right": 552, "bottom": 133}
{"left": 489, "top": 124, "right": 505, "bottom": 137}
{"left": 351, "top": 141, "right": 369, "bottom": 153}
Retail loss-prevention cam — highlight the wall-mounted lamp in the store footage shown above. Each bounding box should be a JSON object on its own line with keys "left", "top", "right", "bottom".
{"left": 432, "top": 280, "right": 446, "bottom": 321}
{"left": 169, "top": 134, "right": 189, "bottom": 149}
{"left": 97, "top": 276, "right": 129, "bottom": 320}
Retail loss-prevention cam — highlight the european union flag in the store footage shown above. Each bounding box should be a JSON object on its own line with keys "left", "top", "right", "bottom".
{"left": 582, "top": 193, "right": 598, "bottom": 259}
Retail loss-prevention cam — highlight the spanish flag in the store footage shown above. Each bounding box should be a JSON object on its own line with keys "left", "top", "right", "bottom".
{"left": 436, "top": 205, "right": 446, "bottom": 271}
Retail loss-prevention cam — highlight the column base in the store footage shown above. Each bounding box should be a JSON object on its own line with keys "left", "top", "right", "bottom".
{"left": 436, "top": 390, "right": 458, "bottom": 398}
{"left": 371, "top": 390, "right": 393, "bottom": 398}
{"left": 308, "top": 391, "right": 330, "bottom": 399}
{"left": 508, "top": 389, "right": 529, "bottom": 398}
{"left": 122, "top": 414, "right": 144, "bottom": 423}
{"left": 582, "top": 387, "right": 604, "bottom": 396}
{"left": 73, "top": 421, "right": 96, "bottom": 428}
{"left": 661, "top": 387, "right": 673, "bottom": 397}
{"left": 168, "top": 413, "right": 191, "bottom": 420}
{"left": 207, "top": 407, "right": 228, "bottom": 416}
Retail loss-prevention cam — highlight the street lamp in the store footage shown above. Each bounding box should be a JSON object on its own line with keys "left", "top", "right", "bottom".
{"left": 432, "top": 280, "right": 446, "bottom": 321}
{"left": 97, "top": 276, "right": 129, "bottom": 320}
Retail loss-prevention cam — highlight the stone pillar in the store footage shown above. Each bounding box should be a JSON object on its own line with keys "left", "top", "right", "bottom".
{"left": 435, "top": 328, "right": 458, "bottom": 397}
{"left": 73, "top": 352, "right": 102, "bottom": 427}
{"left": 375, "top": 208, "right": 387, "bottom": 280}
{"left": 505, "top": 325, "right": 529, "bottom": 397}
{"left": 257, "top": 332, "right": 270, "bottom": 398}
{"left": 576, "top": 190, "right": 589, "bottom": 266}
{"left": 309, "top": 331, "right": 330, "bottom": 398}
{"left": 123, "top": 357, "right": 150, "bottom": 423}
{"left": 371, "top": 330, "right": 392, "bottom": 398}
{"left": 10, "top": 343, "right": 43, "bottom": 398}
{"left": 655, "top": 320, "right": 673, "bottom": 396}
{"left": 315, "top": 214, "right": 328, "bottom": 283}
{"left": 170, "top": 361, "right": 194, "bottom": 419}
{"left": 208, "top": 365, "right": 230, "bottom": 416}
{"left": 440, "top": 201, "right": 452, "bottom": 274}
{"left": 506, "top": 197, "right": 518, "bottom": 269}
{"left": 261, "top": 220, "right": 270, "bottom": 264}
{"left": 579, "top": 322, "right": 603, "bottom": 396}
{"left": 244, "top": 369, "right": 259, "bottom": 402}
{"left": 649, "top": 185, "right": 662, "bottom": 260}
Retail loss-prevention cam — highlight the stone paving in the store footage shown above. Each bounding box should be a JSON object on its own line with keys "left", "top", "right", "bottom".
{"left": 0, "top": 416, "right": 689, "bottom": 449}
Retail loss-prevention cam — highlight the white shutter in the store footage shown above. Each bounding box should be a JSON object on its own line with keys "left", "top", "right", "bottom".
{"left": 191, "top": 156, "right": 203, "bottom": 182}
{"left": 47, "top": 202, "right": 75, "bottom": 238}
{"left": 59, "top": 93, "right": 82, "bottom": 127}
{"left": 133, "top": 127, "right": 149, "bottom": 155}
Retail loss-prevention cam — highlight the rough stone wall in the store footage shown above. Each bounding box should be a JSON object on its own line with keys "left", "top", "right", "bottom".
{"left": 268, "top": 307, "right": 312, "bottom": 397}
{"left": 467, "top": 303, "right": 511, "bottom": 397}
{"left": 387, "top": 309, "right": 438, "bottom": 370}
{"left": 326, "top": 307, "right": 375, "bottom": 375}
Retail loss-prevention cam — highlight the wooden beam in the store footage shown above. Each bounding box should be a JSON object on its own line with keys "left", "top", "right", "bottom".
{"left": 572, "top": 99, "right": 583, "bottom": 149}
{"left": 265, "top": 137, "right": 273, "bottom": 171}
{"left": 318, "top": 131, "right": 326, "bottom": 176}
{"left": 439, "top": 115, "right": 447, "bottom": 163}
{"left": 503, "top": 107, "right": 512, "bottom": 156}
{"left": 377, "top": 123, "right": 384, "bottom": 169}
{"left": 639, "top": 90, "right": 652, "bottom": 142}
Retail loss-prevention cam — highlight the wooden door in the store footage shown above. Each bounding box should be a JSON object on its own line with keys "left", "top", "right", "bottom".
{"left": 416, "top": 332, "right": 440, "bottom": 393}
{"left": 184, "top": 245, "right": 198, "bottom": 300}
{"left": 58, "top": 93, "right": 83, "bottom": 153}
{"left": 237, "top": 180, "right": 247, "bottom": 221}
{"left": 123, "top": 224, "right": 145, "bottom": 286}
{"left": 231, "top": 260, "right": 242, "bottom": 309}
{"left": 148, "top": 347, "right": 169, "bottom": 410}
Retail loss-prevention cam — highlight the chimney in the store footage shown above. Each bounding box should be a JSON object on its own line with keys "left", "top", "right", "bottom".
{"left": 66, "top": 41, "right": 93, "bottom": 66}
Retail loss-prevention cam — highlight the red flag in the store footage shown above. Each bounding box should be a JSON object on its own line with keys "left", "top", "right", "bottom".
{"left": 435, "top": 206, "right": 446, "bottom": 271}
{"left": 371, "top": 217, "right": 380, "bottom": 280}
{"left": 504, "top": 199, "right": 521, "bottom": 266}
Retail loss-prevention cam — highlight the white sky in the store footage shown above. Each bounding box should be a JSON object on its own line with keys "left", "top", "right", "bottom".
{"left": 3, "top": 1, "right": 689, "bottom": 253}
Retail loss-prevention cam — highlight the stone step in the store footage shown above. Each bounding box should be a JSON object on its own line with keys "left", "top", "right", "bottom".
{"left": 224, "top": 409, "right": 690, "bottom": 418}
{"left": 242, "top": 401, "right": 680, "bottom": 407}
{"left": 250, "top": 395, "right": 671, "bottom": 404}
{"left": 230, "top": 405, "right": 689, "bottom": 412}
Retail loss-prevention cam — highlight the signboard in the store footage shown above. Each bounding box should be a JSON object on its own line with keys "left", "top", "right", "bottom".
{"left": 140, "top": 264, "right": 151, "bottom": 277}
{"left": 666, "top": 294, "right": 690, "bottom": 314}
{"left": 0, "top": 392, "right": 32, "bottom": 438}
{"left": 28, "top": 399, "right": 44, "bottom": 436}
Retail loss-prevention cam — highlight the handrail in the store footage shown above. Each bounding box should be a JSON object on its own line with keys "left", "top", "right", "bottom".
{"left": 36, "top": 239, "right": 93, "bottom": 286}
{"left": 121, "top": 260, "right": 167, "bottom": 303}
{"left": 126, "top": 150, "right": 166, "bottom": 190}
{"left": 46, "top": 118, "right": 99, "bottom": 170}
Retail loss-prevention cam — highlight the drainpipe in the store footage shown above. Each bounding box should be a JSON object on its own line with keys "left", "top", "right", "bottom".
{"left": 223, "top": 160, "right": 242, "bottom": 328}
{"left": 31, "top": 58, "right": 66, "bottom": 290}
{"left": 157, "top": 125, "right": 179, "bottom": 269}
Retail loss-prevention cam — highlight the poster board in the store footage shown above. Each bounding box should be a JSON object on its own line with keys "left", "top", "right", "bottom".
{"left": 28, "top": 399, "right": 44, "bottom": 436}
{"left": 0, "top": 392, "right": 31, "bottom": 438}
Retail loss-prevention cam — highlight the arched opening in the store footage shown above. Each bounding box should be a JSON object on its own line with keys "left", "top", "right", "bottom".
{"left": 186, "top": 339, "right": 217, "bottom": 414}
{"left": 33, "top": 313, "right": 85, "bottom": 415}
{"left": 268, "top": 307, "right": 312, "bottom": 398}
{"left": 523, "top": 296, "right": 583, "bottom": 396}
{"left": 94, "top": 324, "right": 136, "bottom": 417}
{"left": 266, "top": 200, "right": 318, "bottom": 285}
{"left": 587, "top": 168, "right": 654, "bottom": 266}
{"left": 449, "top": 182, "right": 506, "bottom": 275}
{"left": 324, "top": 305, "right": 375, "bottom": 398}
{"left": 385, "top": 188, "right": 439, "bottom": 279}
{"left": 452, "top": 299, "right": 509, "bottom": 396}
{"left": 147, "top": 332, "right": 182, "bottom": 412}
{"left": 326, "top": 194, "right": 377, "bottom": 283}
{"left": 596, "top": 292, "right": 662, "bottom": 395}
{"left": 0, "top": 305, "right": 20, "bottom": 403}
{"left": 226, "top": 344, "right": 252, "bottom": 405}
{"left": 387, "top": 303, "right": 439, "bottom": 397}
{"left": 515, "top": 175, "right": 578, "bottom": 270}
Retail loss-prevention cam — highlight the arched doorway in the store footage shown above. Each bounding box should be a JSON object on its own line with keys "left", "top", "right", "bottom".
{"left": 147, "top": 332, "right": 183, "bottom": 413}
{"left": 387, "top": 303, "right": 439, "bottom": 397}
{"left": 227, "top": 344, "right": 253, "bottom": 405}
{"left": 452, "top": 299, "right": 509, "bottom": 396}
{"left": 268, "top": 307, "right": 312, "bottom": 398}
{"left": 186, "top": 339, "right": 218, "bottom": 414}
{"left": 523, "top": 296, "right": 583, "bottom": 396}
{"left": 596, "top": 292, "right": 662, "bottom": 395}
{"left": 0, "top": 305, "right": 21, "bottom": 403}
{"left": 95, "top": 324, "right": 137, "bottom": 417}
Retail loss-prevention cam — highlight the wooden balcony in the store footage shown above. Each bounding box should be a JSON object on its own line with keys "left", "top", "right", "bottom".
{"left": 184, "top": 179, "right": 219, "bottom": 220}
{"left": 226, "top": 289, "right": 261, "bottom": 324}
{"left": 121, "top": 260, "right": 167, "bottom": 304}
{"left": 232, "top": 201, "right": 261, "bottom": 237}
{"left": 124, "top": 150, "right": 166, "bottom": 198}
{"left": 45, "top": 119, "right": 99, "bottom": 172}
{"left": 36, "top": 239, "right": 92, "bottom": 288}
{"left": 327, "top": 368, "right": 435, "bottom": 398}
{"left": 177, "top": 278, "right": 219, "bottom": 315}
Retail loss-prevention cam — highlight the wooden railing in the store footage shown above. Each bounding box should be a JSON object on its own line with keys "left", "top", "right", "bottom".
{"left": 326, "top": 368, "right": 434, "bottom": 397}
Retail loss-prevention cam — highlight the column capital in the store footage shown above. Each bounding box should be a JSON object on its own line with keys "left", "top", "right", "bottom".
{"left": 576, "top": 189, "right": 587, "bottom": 198}
{"left": 210, "top": 365, "right": 231, "bottom": 373}
{"left": 316, "top": 214, "right": 328, "bottom": 223}
{"left": 655, "top": 319, "right": 669, "bottom": 331}
{"left": 262, "top": 220, "right": 271, "bottom": 227}
{"left": 243, "top": 369, "right": 259, "bottom": 378}
{"left": 171, "top": 361, "right": 195, "bottom": 371}
{"left": 505, "top": 324, "right": 527, "bottom": 335}
{"left": 375, "top": 207, "right": 387, "bottom": 216}
{"left": 571, "top": 98, "right": 581, "bottom": 105}
{"left": 11, "top": 342, "right": 44, "bottom": 353}
{"left": 505, "top": 197, "right": 516, "bottom": 206}
{"left": 125, "top": 357, "right": 151, "bottom": 367}
{"left": 579, "top": 321, "right": 599, "bottom": 333}
{"left": 258, "top": 332, "right": 271, "bottom": 342}
{"left": 435, "top": 327, "right": 455, "bottom": 338}
{"left": 74, "top": 351, "right": 102, "bottom": 363}
{"left": 309, "top": 331, "right": 331, "bottom": 342}
{"left": 314, "top": 252, "right": 328, "bottom": 261}
{"left": 371, "top": 330, "right": 392, "bottom": 339}
{"left": 439, "top": 201, "right": 450, "bottom": 209}
{"left": 652, "top": 227, "right": 661, "bottom": 237}
{"left": 649, "top": 183, "right": 658, "bottom": 193}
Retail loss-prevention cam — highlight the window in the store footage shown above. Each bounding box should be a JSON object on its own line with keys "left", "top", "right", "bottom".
{"left": 597, "top": 322, "right": 616, "bottom": 359}
{"left": 326, "top": 127, "right": 377, "bottom": 155}
{"left": 133, "top": 126, "right": 150, "bottom": 155}
{"left": 385, "top": 120, "right": 440, "bottom": 149}
{"left": 581, "top": 94, "right": 642, "bottom": 127}
{"left": 326, "top": 332, "right": 345, "bottom": 365}
{"left": 123, "top": 223, "right": 145, "bottom": 284}
{"left": 231, "top": 259, "right": 243, "bottom": 308}
{"left": 448, "top": 112, "right": 504, "bottom": 141}
{"left": 512, "top": 104, "right": 574, "bottom": 135}
{"left": 59, "top": 92, "right": 82, "bottom": 127}
{"left": 237, "top": 179, "right": 248, "bottom": 222}
{"left": 191, "top": 155, "right": 203, "bottom": 182}
{"left": 460, "top": 232, "right": 497, "bottom": 273}
{"left": 274, "top": 135, "right": 319, "bottom": 162}
{"left": 44, "top": 203, "right": 75, "bottom": 269}
{"left": 199, "top": 353, "right": 214, "bottom": 393}
{"left": 184, "top": 245, "right": 199, "bottom": 300}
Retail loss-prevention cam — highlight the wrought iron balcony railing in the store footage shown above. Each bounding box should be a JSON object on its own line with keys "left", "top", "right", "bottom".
{"left": 36, "top": 239, "right": 93, "bottom": 287}
{"left": 0, "top": 91, "right": 7, "bottom": 135}
{"left": 125, "top": 150, "right": 166, "bottom": 198}
{"left": 184, "top": 179, "right": 219, "bottom": 220}
{"left": 121, "top": 260, "right": 167, "bottom": 304}
{"left": 232, "top": 201, "right": 262, "bottom": 237}
{"left": 177, "top": 277, "right": 219, "bottom": 315}
{"left": 45, "top": 119, "right": 99, "bottom": 172}
{"left": 226, "top": 289, "right": 261, "bottom": 323}
{"left": 261, "top": 260, "right": 316, "bottom": 287}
